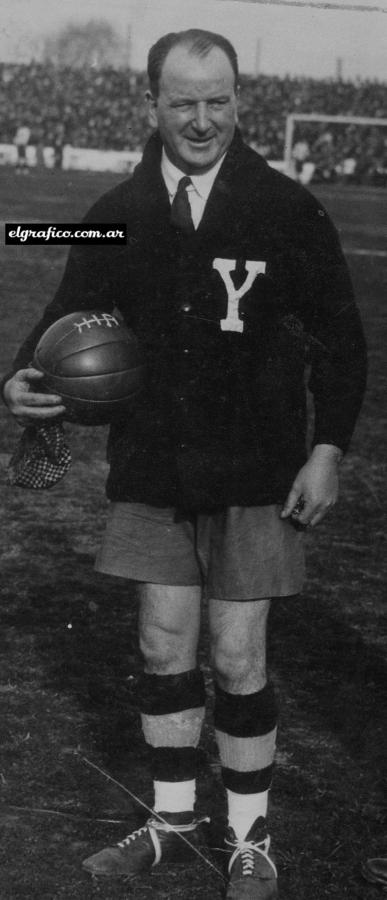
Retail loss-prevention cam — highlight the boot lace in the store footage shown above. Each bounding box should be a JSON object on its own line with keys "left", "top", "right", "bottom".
{"left": 118, "top": 815, "right": 209, "bottom": 866}
{"left": 118, "top": 824, "right": 150, "bottom": 848}
{"left": 225, "top": 834, "right": 278, "bottom": 879}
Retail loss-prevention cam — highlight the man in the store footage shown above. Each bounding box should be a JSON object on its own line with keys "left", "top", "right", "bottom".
{"left": 13, "top": 122, "right": 31, "bottom": 174}
{"left": 3, "top": 30, "right": 367, "bottom": 899}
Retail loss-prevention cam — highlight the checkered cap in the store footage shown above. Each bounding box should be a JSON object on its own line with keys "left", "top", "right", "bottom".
{"left": 7, "top": 422, "right": 71, "bottom": 489}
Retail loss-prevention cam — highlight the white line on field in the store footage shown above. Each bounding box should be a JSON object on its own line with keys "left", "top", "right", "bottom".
{"left": 1, "top": 219, "right": 46, "bottom": 227}
{"left": 345, "top": 248, "right": 387, "bottom": 257}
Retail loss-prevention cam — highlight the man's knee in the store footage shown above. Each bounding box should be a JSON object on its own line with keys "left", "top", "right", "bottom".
{"left": 212, "top": 638, "right": 267, "bottom": 692}
{"left": 210, "top": 599, "right": 270, "bottom": 692}
{"left": 138, "top": 583, "right": 201, "bottom": 674}
{"left": 139, "top": 620, "right": 188, "bottom": 673}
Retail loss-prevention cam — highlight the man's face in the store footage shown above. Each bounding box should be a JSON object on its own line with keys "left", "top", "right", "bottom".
{"left": 147, "top": 44, "right": 238, "bottom": 174}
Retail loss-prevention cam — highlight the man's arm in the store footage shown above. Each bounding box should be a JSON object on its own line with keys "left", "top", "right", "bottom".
{"left": 3, "top": 369, "right": 66, "bottom": 424}
{"left": 282, "top": 194, "right": 367, "bottom": 527}
{"left": 281, "top": 443, "right": 342, "bottom": 527}
{"left": 2, "top": 242, "right": 112, "bottom": 422}
{"left": 2, "top": 202, "right": 120, "bottom": 421}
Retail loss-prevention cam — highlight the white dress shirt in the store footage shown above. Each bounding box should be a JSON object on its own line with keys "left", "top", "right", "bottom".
{"left": 161, "top": 149, "right": 226, "bottom": 229}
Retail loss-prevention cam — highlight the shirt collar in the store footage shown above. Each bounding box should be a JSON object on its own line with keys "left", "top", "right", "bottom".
{"left": 161, "top": 148, "right": 226, "bottom": 200}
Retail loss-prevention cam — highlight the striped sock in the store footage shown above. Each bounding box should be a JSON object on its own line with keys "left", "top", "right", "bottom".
{"left": 138, "top": 669, "right": 206, "bottom": 814}
{"left": 214, "top": 682, "right": 277, "bottom": 839}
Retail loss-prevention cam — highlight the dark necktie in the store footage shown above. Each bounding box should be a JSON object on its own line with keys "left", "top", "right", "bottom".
{"left": 170, "top": 176, "right": 194, "bottom": 234}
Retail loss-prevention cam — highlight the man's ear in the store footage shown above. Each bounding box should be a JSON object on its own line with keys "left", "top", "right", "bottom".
{"left": 235, "top": 85, "right": 240, "bottom": 124}
{"left": 145, "top": 90, "right": 158, "bottom": 128}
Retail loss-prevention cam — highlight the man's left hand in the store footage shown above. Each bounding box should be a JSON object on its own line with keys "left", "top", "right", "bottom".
{"left": 280, "top": 443, "right": 343, "bottom": 528}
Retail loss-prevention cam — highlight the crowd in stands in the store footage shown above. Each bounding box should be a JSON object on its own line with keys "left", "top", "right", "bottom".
{"left": 1, "top": 61, "right": 387, "bottom": 182}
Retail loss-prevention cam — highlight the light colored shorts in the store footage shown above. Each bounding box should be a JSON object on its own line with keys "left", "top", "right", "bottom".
{"left": 95, "top": 503, "right": 305, "bottom": 601}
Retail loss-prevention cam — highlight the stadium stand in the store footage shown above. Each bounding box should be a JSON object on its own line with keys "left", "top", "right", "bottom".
{"left": 1, "top": 62, "right": 386, "bottom": 182}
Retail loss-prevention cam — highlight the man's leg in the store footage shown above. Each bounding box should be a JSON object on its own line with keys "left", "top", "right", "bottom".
{"left": 138, "top": 584, "right": 204, "bottom": 814}
{"left": 209, "top": 597, "right": 278, "bottom": 898}
{"left": 83, "top": 584, "right": 206, "bottom": 878}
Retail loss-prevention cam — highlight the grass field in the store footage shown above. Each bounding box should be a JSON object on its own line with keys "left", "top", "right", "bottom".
{"left": 0, "top": 168, "right": 386, "bottom": 900}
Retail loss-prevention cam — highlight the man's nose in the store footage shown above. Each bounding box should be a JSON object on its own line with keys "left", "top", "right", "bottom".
{"left": 192, "top": 103, "right": 210, "bottom": 132}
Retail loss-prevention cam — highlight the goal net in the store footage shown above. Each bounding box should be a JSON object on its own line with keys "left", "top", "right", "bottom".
{"left": 283, "top": 113, "right": 387, "bottom": 185}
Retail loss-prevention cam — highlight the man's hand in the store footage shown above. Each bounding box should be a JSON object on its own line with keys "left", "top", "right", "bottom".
{"left": 3, "top": 368, "right": 66, "bottom": 425}
{"left": 281, "top": 443, "right": 343, "bottom": 528}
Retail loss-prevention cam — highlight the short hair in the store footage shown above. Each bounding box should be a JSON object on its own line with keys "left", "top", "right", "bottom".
{"left": 147, "top": 29, "right": 239, "bottom": 97}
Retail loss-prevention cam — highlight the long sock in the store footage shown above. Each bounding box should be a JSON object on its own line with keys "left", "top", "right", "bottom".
{"left": 214, "top": 682, "right": 277, "bottom": 839}
{"left": 138, "top": 669, "right": 206, "bottom": 814}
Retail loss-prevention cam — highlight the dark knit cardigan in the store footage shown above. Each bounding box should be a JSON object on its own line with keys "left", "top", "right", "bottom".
{"left": 10, "top": 130, "right": 367, "bottom": 511}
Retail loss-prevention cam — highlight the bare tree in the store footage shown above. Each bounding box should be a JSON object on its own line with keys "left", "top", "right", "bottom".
{"left": 43, "top": 20, "right": 123, "bottom": 68}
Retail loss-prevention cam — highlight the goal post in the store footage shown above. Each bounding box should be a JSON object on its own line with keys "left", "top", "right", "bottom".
{"left": 283, "top": 112, "right": 387, "bottom": 178}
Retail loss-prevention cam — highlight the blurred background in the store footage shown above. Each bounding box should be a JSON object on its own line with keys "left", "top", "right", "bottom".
{"left": 1, "top": 0, "right": 387, "bottom": 184}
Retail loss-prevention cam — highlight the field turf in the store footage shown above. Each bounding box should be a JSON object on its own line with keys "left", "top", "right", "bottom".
{"left": 0, "top": 168, "right": 386, "bottom": 899}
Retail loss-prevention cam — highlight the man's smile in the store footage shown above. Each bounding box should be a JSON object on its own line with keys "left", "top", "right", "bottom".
{"left": 185, "top": 135, "right": 215, "bottom": 145}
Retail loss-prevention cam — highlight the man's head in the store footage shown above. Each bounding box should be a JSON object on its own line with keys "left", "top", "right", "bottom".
{"left": 146, "top": 29, "right": 239, "bottom": 175}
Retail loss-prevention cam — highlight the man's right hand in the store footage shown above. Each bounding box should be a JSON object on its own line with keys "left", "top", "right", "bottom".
{"left": 3, "top": 368, "right": 66, "bottom": 424}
